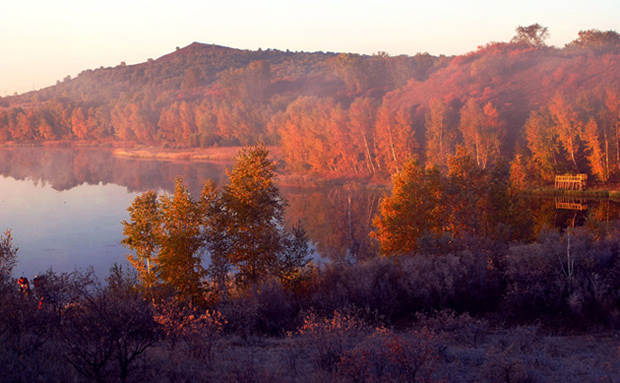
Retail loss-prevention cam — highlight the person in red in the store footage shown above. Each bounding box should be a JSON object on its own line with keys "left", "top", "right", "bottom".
{"left": 18, "top": 276, "right": 31, "bottom": 296}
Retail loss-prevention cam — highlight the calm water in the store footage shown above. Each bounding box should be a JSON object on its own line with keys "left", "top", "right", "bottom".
{"left": 0, "top": 147, "right": 378, "bottom": 278}
{"left": 0, "top": 147, "right": 234, "bottom": 277}
{"left": 3, "top": 147, "right": 620, "bottom": 279}
{"left": 0, "top": 176, "right": 138, "bottom": 277}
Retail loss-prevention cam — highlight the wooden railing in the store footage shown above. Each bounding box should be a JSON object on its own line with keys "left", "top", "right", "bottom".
{"left": 554, "top": 174, "right": 587, "bottom": 190}
{"left": 554, "top": 197, "right": 588, "bottom": 211}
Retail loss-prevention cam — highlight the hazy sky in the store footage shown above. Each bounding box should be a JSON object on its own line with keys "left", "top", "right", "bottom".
{"left": 2, "top": 0, "right": 619, "bottom": 95}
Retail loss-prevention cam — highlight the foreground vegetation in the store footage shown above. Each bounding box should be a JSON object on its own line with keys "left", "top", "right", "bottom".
{"left": 3, "top": 226, "right": 620, "bottom": 382}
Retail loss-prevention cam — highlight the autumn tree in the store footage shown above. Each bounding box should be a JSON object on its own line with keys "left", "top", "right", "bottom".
{"left": 87, "top": 106, "right": 113, "bottom": 140}
{"left": 375, "top": 103, "right": 417, "bottom": 174}
{"left": 122, "top": 191, "right": 160, "bottom": 301}
{"left": 219, "top": 145, "right": 287, "bottom": 286}
{"left": 195, "top": 99, "right": 220, "bottom": 147}
{"left": 372, "top": 159, "right": 445, "bottom": 256}
{"left": 603, "top": 87, "right": 620, "bottom": 172}
{"left": 331, "top": 53, "right": 370, "bottom": 94}
{"left": 511, "top": 23, "right": 549, "bottom": 48}
{"left": 278, "top": 96, "right": 336, "bottom": 172}
{"left": 548, "top": 93, "right": 583, "bottom": 171}
{"left": 327, "top": 103, "right": 358, "bottom": 173}
{"left": 71, "top": 107, "right": 88, "bottom": 140}
{"left": 525, "top": 106, "right": 565, "bottom": 180}
{"left": 458, "top": 99, "right": 505, "bottom": 169}
{"left": 425, "top": 99, "right": 459, "bottom": 169}
{"left": 0, "top": 111, "right": 10, "bottom": 141}
{"left": 566, "top": 29, "right": 620, "bottom": 52}
{"left": 122, "top": 179, "right": 207, "bottom": 304}
{"left": 583, "top": 117, "right": 610, "bottom": 181}
{"left": 219, "top": 60, "right": 271, "bottom": 102}
{"left": 200, "top": 179, "right": 230, "bottom": 301}
{"left": 444, "top": 148, "right": 522, "bottom": 240}
{"left": 157, "top": 178, "right": 206, "bottom": 303}
{"left": 123, "top": 146, "right": 311, "bottom": 301}
{"left": 348, "top": 97, "right": 379, "bottom": 174}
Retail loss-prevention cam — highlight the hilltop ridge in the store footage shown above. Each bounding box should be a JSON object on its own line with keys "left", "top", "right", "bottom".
{"left": 2, "top": 27, "right": 620, "bottom": 183}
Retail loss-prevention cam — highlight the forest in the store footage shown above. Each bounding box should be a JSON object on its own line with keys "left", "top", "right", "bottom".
{"left": 1, "top": 25, "right": 620, "bottom": 186}
{"left": 3, "top": 25, "right": 620, "bottom": 382}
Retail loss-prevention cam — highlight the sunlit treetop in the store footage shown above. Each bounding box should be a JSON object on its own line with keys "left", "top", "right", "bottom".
{"left": 511, "top": 23, "right": 550, "bottom": 48}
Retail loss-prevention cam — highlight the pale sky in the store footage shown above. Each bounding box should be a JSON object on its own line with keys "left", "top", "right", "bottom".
{"left": 2, "top": 0, "right": 619, "bottom": 96}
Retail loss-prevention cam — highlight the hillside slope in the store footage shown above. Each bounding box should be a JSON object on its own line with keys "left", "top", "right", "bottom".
{"left": 2, "top": 28, "right": 620, "bottom": 181}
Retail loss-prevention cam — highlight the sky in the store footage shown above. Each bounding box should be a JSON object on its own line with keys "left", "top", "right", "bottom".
{"left": 2, "top": 0, "right": 619, "bottom": 96}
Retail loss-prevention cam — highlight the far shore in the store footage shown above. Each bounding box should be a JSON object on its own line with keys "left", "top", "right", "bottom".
{"left": 524, "top": 187, "right": 620, "bottom": 201}
{"left": 112, "top": 146, "right": 277, "bottom": 162}
{"left": 0, "top": 141, "right": 282, "bottom": 162}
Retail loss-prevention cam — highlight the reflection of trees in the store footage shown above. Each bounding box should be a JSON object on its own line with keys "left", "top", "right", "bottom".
{"left": 284, "top": 184, "right": 381, "bottom": 262}
{"left": 0, "top": 148, "right": 230, "bottom": 194}
{"left": 526, "top": 196, "right": 620, "bottom": 235}
{"left": 0, "top": 147, "right": 382, "bottom": 262}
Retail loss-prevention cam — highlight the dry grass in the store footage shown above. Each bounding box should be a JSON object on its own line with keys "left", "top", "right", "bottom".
{"left": 113, "top": 146, "right": 241, "bottom": 161}
{"left": 144, "top": 326, "right": 620, "bottom": 383}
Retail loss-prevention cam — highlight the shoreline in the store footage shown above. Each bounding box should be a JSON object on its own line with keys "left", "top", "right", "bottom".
{"left": 523, "top": 188, "right": 620, "bottom": 201}
{"left": 112, "top": 146, "right": 252, "bottom": 162}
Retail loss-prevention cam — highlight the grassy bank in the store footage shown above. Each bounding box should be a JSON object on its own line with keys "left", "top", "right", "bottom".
{"left": 524, "top": 187, "right": 620, "bottom": 201}
{"left": 113, "top": 146, "right": 283, "bottom": 162}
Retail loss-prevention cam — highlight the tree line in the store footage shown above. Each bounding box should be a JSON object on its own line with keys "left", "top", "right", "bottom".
{"left": 2, "top": 27, "right": 620, "bottom": 183}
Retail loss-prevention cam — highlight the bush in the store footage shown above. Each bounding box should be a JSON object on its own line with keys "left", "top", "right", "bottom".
{"left": 504, "top": 227, "right": 620, "bottom": 327}
{"left": 415, "top": 309, "right": 488, "bottom": 347}
{"left": 155, "top": 300, "right": 226, "bottom": 361}
{"left": 338, "top": 327, "right": 445, "bottom": 383}
{"left": 296, "top": 310, "right": 371, "bottom": 372}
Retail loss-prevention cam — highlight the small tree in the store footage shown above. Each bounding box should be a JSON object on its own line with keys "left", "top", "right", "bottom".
{"left": 511, "top": 23, "right": 549, "bottom": 48}
{"left": 278, "top": 222, "right": 312, "bottom": 287}
{"left": 122, "top": 191, "right": 160, "bottom": 300}
{"left": 122, "top": 178, "right": 207, "bottom": 304}
{"left": 157, "top": 178, "right": 207, "bottom": 303}
{"left": 220, "top": 145, "right": 287, "bottom": 286}
{"left": 372, "top": 159, "right": 445, "bottom": 256}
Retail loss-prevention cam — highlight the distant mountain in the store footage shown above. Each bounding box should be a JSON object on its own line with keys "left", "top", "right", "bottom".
{"left": 2, "top": 28, "right": 620, "bottom": 182}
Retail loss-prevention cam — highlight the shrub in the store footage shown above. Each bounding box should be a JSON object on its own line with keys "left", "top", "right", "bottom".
{"left": 155, "top": 300, "right": 226, "bottom": 361}
{"left": 338, "top": 327, "right": 444, "bottom": 383}
{"left": 297, "top": 310, "right": 371, "bottom": 372}
{"left": 415, "top": 309, "right": 488, "bottom": 347}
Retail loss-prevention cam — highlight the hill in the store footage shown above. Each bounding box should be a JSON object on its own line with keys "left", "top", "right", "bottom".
{"left": 2, "top": 26, "right": 620, "bottom": 182}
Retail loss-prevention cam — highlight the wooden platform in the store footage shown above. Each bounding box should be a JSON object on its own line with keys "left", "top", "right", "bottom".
{"left": 555, "top": 174, "right": 587, "bottom": 190}
{"left": 555, "top": 197, "right": 588, "bottom": 211}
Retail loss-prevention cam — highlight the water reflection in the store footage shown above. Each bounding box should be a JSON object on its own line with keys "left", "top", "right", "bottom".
{"left": 283, "top": 185, "right": 380, "bottom": 261}
{"left": 0, "top": 147, "right": 230, "bottom": 194}
{"left": 4, "top": 147, "right": 620, "bottom": 278}
{"left": 527, "top": 196, "right": 620, "bottom": 233}
{"left": 0, "top": 147, "right": 379, "bottom": 276}
{"left": 554, "top": 198, "right": 588, "bottom": 211}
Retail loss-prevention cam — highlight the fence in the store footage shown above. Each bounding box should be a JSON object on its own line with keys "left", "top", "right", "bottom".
{"left": 554, "top": 174, "right": 587, "bottom": 190}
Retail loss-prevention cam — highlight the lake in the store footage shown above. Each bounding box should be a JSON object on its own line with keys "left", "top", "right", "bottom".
{"left": 0, "top": 147, "right": 379, "bottom": 278}
{"left": 3, "top": 147, "right": 620, "bottom": 279}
